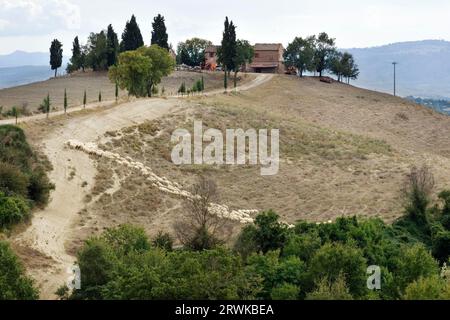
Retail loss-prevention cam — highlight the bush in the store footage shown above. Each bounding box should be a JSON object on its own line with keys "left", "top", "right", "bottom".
{"left": 306, "top": 273, "right": 353, "bottom": 300}
{"left": 0, "top": 192, "right": 30, "bottom": 228}
{"left": 403, "top": 276, "right": 450, "bottom": 300}
{"left": 27, "top": 169, "right": 54, "bottom": 207}
{"left": 271, "top": 283, "right": 300, "bottom": 300}
{"left": 152, "top": 231, "right": 173, "bottom": 251}
{"left": 0, "top": 162, "right": 29, "bottom": 197}
{"left": 0, "top": 241, "right": 38, "bottom": 299}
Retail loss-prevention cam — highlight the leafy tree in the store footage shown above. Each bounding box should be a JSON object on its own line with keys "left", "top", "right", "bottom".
{"left": 151, "top": 14, "right": 169, "bottom": 50}
{"left": 284, "top": 36, "right": 315, "bottom": 77}
{"left": 177, "top": 38, "right": 212, "bottom": 66}
{"left": 86, "top": 31, "right": 108, "bottom": 71}
{"left": 109, "top": 45, "right": 175, "bottom": 98}
{"left": 271, "top": 283, "right": 300, "bottom": 300}
{"left": 0, "top": 241, "right": 38, "bottom": 299}
{"left": 308, "top": 243, "right": 368, "bottom": 298}
{"left": 106, "top": 24, "right": 119, "bottom": 67}
{"left": 67, "top": 36, "right": 82, "bottom": 73}
{"left": 313, "top": 32, "right": 336, "bottom": 77}
{"left": 330, "top": 52, "right": 359, "bottom": 83}
{"left": 120, "top": 15, "right": 144, "bottom": 52}
{"left": 233, "top": 40, "right": 254, "bottom": 87}
{"left": 50, "top": 39, "right": 63, "bottom": 78}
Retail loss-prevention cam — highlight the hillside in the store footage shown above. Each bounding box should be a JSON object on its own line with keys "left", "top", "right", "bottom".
{"left": 346, "top": 40, "right": 450, "bottom": 98}
{"left": 8, "top": 73, "right": 450, "bottom": 298}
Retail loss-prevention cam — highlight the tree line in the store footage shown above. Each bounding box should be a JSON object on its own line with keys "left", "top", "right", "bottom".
{"left": 49, "top": 14, "right": 170, "bottom": 76}
{"left": 284, "top": 32, "right": 359, "bottom": 82}
{"left": 58, "top": 167, "right": 450, "bottom": 300}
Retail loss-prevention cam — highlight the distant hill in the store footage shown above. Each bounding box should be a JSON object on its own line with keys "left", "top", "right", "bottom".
{"left": 0, "top": 66, "right": 55, "bottom": 89}
{"left": 0, "top": 51, "right": 68, "bottom": 89}
{"left": 0, "top": 50, "right": 51, "bottom": 68}
{"left": 345, "top": 40, "right": 450, "bottom": 99}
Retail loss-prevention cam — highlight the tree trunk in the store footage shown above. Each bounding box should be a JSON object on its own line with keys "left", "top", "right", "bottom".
{"left": 224, "top": 69, "right": 228, "bottom": 90}
{"left": 234, "top": 71, "right": 238, "bottom": 88}
{"left": 54, "top": 68, "right": 57, "bottom": 78}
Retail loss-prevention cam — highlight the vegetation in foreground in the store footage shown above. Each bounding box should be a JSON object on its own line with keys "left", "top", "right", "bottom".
{"left": 66, "top": 168, "right": 450, "bottom": 301}
{"left": 0, "top": 124, "right": 55, "bottom": 299}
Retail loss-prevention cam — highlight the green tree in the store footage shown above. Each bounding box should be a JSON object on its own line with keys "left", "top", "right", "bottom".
{"left": 67, "top": 36, "right": 82, "bottom": 73}
{"left": 86, "top": 31, "right": 108, "bottom": 71}
{"left": 50, "top": 39, "right": 63, "bottom": 78}
{"left": 403, "top": 275, "right": 450, "bottom": 300}
{"left": 98, "top": 91, "right": 102, "bottom": 102}
{"left": 109, "top": 45, "right": 175, "bottom": 98}
{"left": 233, "top": 40, "right": 254, "bottom": 87}
{"left": 11, "top": 106, "right": 19, "bottom": 125}
{"left": 106, "top": 24, "right": 119, "bottom": 67}
{"left": 218, "top": 17, "right": 237, "bottom": 89}
{"left": 0, "top": 241, "right": 38, "bottom": 299}
{"left": 313, "top": 32, "right": 336, "bottom": 77}
{"left": 120, "top": 15, "right": 144, "bottom": 52}
{"left": 83, "top": 90, "right": 87, "bottom": 108}
{"left": 308, "top": 243, "right": 367, "bottom": 298}
{"left": 177, "top": 38, "right": 212, "bottom": 66}
{"left": 151, "top": 14, "right": 169, "bottom": 50}
{"left": 284, "top": 36, "right": 315, "bottom": 77}
{"left": 115, "top": 82, "right": 119, "bottom": 101}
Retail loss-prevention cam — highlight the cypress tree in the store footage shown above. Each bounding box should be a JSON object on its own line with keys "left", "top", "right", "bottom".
{"left": 83, "top": 90, "right": 87, "bottom": 108}
{"left": 50, "top": 39, "right": 63, "bottom": 78}
{"left": 120, "top": 15, "right": 144, "bottom": 52}
{"left": 99, "top": 91, "right": 102, "bottom": 102}
{"left": 106, "top": 24, "right": 119, "bottom": 67}
{"left": 68, "top": 36, "right": 81, "bottom": 73}
{"left": 115, "top": 82, "right": 119, "bottom": 101}
{"left": 151, "top": 14, "right": 169, "bottom": 49}
{"left": 64, "top": 89, "right": 68, "bottom": 113}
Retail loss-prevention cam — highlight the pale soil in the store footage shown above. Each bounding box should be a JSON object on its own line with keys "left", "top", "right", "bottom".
{"left": 1, "top": 73, "right": 270, "bottom": 300}
{"left": 0, "top": 70, "right": 250, "bottom": 114}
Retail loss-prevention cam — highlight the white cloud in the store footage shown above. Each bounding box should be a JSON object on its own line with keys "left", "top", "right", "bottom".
{"left": 0, "top": 0, "right": 81, "bottom": 36}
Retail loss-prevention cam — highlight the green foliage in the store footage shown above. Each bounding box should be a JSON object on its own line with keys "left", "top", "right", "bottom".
{"left": 237, "top": 211, "right": 288, "bottom": 254}
{"left": 120, "top": 15, "right": 144, "bottom": 52}
{"left": 152, "top": 231, "right": 173, "bottom": 251}
{"left": 0, "top": 125, "right": 54, "bottom": 212}
{"left": 0, "top": 241, "right": 38, "bottom": 299}
{"left": 86, "top": 31, "right": 108, "bottom": 71}
{"left": 0, "top": 192, "right": 30, "bottom": 228}
{"left": 308, "top": 242, "right": 368, "bottom": 298}
{"left": 74, "top": 225, "right": 261, "bottom": 300}
{"left": 67, "top": 36, "right": 84, "bottom": 73}
{"left": 403, "top": 275, "right": 450, "bottom": 300}
{"left": 50, "top": 39, "right": 63, "bottom": 77}
{"left": 151, "top": 14, "right": 169, "bottom": 50}
{"left": 313, "top": 32, "right": 336, "bottom": 77}
{"left": 39, "top": 94, "right": 51, "bottom": 116}
{"left": 178, "top": 82, "right": 186, "bottom": 94}
{"left": 177, "top": 38, "right": 212, "bottom": 66}
{"left": 284, "top": 36, "right": 316, "bottom": 77}
{"left": 218, "top": 16, "right": 237, "bottom": 83}
{"left": 110, "top": 45, "right": 175, "bottom": 98}
{"left": 306, "top": 273, "right": 353, "bottom": 300}
{"left": 271, "top": 283, "right": 300, "bottom": 300}
{"left": 106, "top": 24, "right": 119, "bottom": 67}
{"left": 330, "top": 51, "right": 359, "bottom": 83}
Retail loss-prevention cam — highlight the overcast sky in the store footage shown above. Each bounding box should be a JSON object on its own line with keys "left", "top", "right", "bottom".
{"left": 1, "top": 0, "right": 450, "bottom": 54}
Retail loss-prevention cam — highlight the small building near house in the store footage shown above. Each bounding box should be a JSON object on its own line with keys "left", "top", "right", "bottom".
{"left": 247, "top": 43, "right": 285, "bottom": 74}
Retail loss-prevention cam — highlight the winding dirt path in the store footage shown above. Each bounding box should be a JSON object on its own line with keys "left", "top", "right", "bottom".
{"left": 3, "top": 74, "right": 273, "bottom": 299}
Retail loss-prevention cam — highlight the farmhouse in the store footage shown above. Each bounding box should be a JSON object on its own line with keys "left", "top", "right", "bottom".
{"left": 247, "top": 43, "right": 285, "bottom": 74}
{"left": 204, "top": 43, "right": 285, "bottom": 73}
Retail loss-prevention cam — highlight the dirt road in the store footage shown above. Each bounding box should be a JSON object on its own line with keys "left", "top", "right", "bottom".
{"left": 6, "top": 73, "right": 273, "bottom": 299}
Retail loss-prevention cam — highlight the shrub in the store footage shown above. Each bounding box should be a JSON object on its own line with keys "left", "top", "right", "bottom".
{"left": 152, "top": 231, "right": 173, "bottom": 251}
{"left": 0, "top": 241, "right": 38, "bottom": 299}
{"left": 27, "top": 169, "right": 54, "bottom": 207}
{"left": 0, "top": 162, "right": 29, "bottom": 197}
{"left": 0, "top": 192, "right": 30, "bottom": 228}
{"left": 403, "top": 275, "right": 450, "bottom": 300}
{"left": 306, "top": 273, "right": 353, "bottom": 300}
{"left": 271, "top": 283, "right": 300, "bottom": 300}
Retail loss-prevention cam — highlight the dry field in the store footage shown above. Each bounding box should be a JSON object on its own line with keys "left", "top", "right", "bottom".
{"left": 8, "top": 73, "right": 450, "bottom": 298}
{"left": 0, "top": 70, "right": 246, "bottom": 115}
